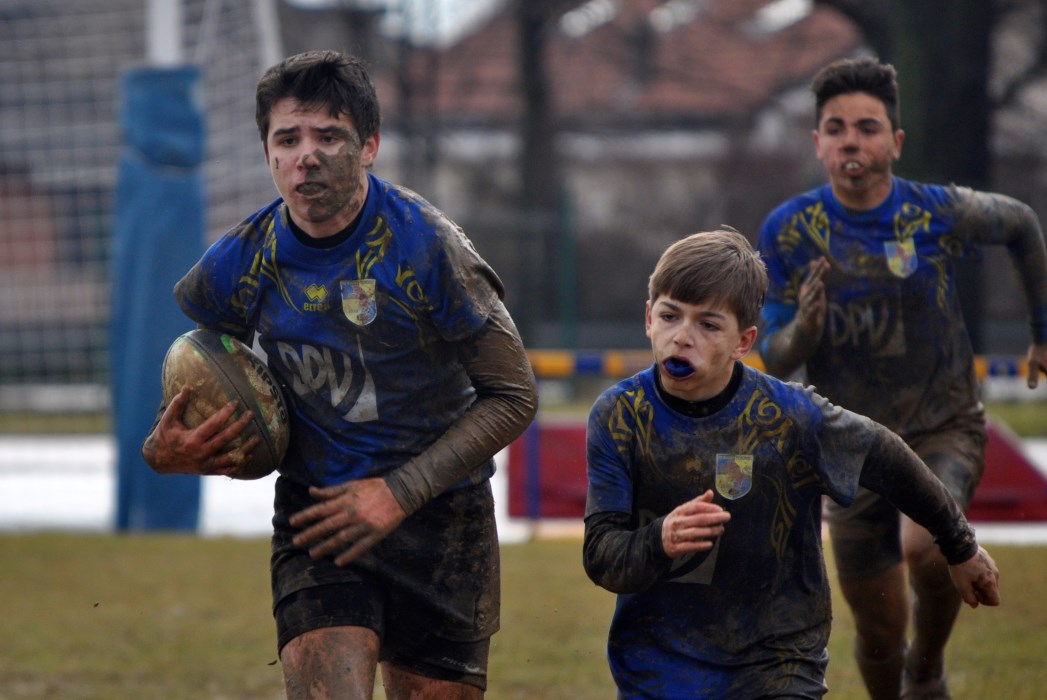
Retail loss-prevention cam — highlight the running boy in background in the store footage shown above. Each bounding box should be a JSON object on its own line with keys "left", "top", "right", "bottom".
{"left": 757, "top": 57, "right": 1047, "bottom": 699}
{"left": 142, "top": 50, "right": 537, "bottom": 699}
{"left": 583, "top": 228, "right": 999, "bottom": 699}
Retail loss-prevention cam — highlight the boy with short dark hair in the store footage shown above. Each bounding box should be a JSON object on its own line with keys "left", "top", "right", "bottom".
{"left": 758, "top": 56, "right": 1047, "bottom": 699}
{"left": 143, "top": 50, "right": 537, "bottom": 699}
{"left": 583, "top": 228, "right": 999, "bottom": 699}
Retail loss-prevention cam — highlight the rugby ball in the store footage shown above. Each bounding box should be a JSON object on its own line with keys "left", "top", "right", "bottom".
{"left": 161, "top": 329, "right": 290, "bottom": 480}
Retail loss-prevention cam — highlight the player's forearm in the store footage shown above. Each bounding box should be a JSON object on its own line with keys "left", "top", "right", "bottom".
{"left": 956, "top": 190, "right": 1047, "bottom": 342}
{"left": 1007, "top": 210, "right": 1047, "bottom": 343}
{"left": 384, "top": 304, "right": 538, "bottom": 515}
{"left": 385, "top": 388, "right": 535, "bottom": 515}
{"left": 858, "top": 428, "right": 978, "bottom": 564}
{"left": 761, "top": 317, "right": 819, "bottom": 378}
{"left": 583, "top": 510, "right": 673, "bottom": 593}
{"left": 994, "top": 197, "right": 1047, "bottom": 341}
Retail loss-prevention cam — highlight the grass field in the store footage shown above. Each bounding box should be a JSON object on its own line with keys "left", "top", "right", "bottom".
{"left": 1, "top": 396, "right": 1044, "bottom": 698}
{"left": 1, "top": 533, "right": 1044, "bottom": 699}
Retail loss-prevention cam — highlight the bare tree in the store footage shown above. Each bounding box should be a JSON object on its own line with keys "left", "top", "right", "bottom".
{"left": 514, "top": 0, "right": 576, "bottom": 344}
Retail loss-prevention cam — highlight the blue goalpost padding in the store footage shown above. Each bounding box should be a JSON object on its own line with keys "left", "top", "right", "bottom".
{"left": 111, "top": 65, "right": 206, "bottom": 531}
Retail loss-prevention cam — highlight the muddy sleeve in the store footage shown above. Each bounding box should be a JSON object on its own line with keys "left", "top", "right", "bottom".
{"left": 384, "top": 301, "right": 538, "bottom": 516}
{"left": 951, "top": 188, "right": 1047, "bottom": 342}
{"left": 858, "top": 426, "right": 979, "bottom": 564}
{"left": 583, "top": 510, "right": 675, "bottom": 594}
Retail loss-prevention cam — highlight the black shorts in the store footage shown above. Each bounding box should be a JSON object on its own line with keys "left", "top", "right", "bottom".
{"left": 826, "top": 411, "right": 987, "bottom": 580}
{"left": 270, "top": 476, "right": 499, "bottom": 688}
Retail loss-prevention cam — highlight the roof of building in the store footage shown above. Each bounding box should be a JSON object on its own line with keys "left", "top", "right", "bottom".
{"left": 374, "top": 0, "right": 861, "bottom": 129}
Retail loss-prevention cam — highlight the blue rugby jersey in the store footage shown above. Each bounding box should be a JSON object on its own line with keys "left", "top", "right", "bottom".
{"left": 758, "top": 178, "right": 979, "bottom": 435}
{"left": 585, "top": 363, "right": 871, "bottom": 698}
{"left": 174, "top": 172, "right": 502, "bottom": 487}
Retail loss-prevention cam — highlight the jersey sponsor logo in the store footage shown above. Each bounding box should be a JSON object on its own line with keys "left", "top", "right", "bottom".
{"left": 341, "top": 279, "right": 377, "bottom": 326}
{"left": 715, "top": 454, "right": 752, "bottom": 500}
{"left": 826, "top": 294, "right": 906, "bottom": 356}
{"left": 303, "top": 283, "right": 332, "bottom": 312}
{"left": 275, "top": 339, "right": 378, "bottom": 423}
{"left": 884, "top": 238, "right": 917, "bottom": 278}
{"left": 305, "top": 283, "right": 328, "bottom": 302}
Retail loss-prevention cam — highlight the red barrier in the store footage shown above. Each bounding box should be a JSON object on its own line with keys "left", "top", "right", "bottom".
{"left": 507, "top": 422, "right": 588, "bottom": 519}
{"left": 968, "top": 421, "right": 1047, "bottom": 521}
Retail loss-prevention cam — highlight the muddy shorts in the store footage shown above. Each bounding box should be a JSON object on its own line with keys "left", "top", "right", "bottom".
{"left": 270, "top": 475, "right": 499, "bottom": 689}
{"left": 825, "top": 411, "right": 987, "bottom": 581}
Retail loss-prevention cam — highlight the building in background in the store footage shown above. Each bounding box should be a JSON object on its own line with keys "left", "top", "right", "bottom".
{"left": 1, "top": 0, "right": 1045, "bottom": 408}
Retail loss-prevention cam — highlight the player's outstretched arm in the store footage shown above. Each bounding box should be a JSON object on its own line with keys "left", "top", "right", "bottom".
{"left": 858, "top": 424, "right": 1002, "bottom": 608}
{"left": 142, "top": 386, "right": 259, "bottom": 476}
{"left": 953, "top": 190, "right": 1047, "bottom": 388}
{"left": 1026, "top": 342, "right": 1047, "bottom": 389}
{"left": 948, "top": 545, "right": 1000, "bottom": 608}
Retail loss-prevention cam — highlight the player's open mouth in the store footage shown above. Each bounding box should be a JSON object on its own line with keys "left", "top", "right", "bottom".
{"left": 296, "top": 182, "right": 325, "bottom": 195}
{"left": 843, "top": 161, "right": 863, "bottom": 174}
{"left": 664, "top": 357, "right": 694, "bottom": 378}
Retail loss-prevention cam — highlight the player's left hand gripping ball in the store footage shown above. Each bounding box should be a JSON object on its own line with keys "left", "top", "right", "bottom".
{"left": 161, "top": 329, "right": 290, "bottom": 479}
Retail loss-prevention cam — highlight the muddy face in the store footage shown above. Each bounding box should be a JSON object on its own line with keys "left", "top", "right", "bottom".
{"left": 264, "top": 98, "right": 378, "bottom": 238}
{"left": 813, "top": 91, "right": 903, "bottom": 211}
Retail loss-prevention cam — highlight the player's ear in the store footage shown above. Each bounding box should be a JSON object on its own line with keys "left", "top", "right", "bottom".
{"left": 733, "top": 325, "right": 758, "bottom": 360}
{"left": 361, "top": 132, "right": 380, "bottom": 167}
{"left": 644, "top": 300, "right": 654, "bottom": 338}
{"left": 892, "top": 128, "right": 904, "bottom": 161}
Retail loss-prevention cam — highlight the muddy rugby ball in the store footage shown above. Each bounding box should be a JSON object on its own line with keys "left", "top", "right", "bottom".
{"left": 161, "top": 329, "right": 289, "bottom": 480}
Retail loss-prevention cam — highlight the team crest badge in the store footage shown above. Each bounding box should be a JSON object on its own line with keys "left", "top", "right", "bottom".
{"left": 715, "top": 454, "right": 753, "bottom": 500}
{"left": 884, "top": 239, "right": 917, "bottom": 278}
{"left": 341, "top": 279, "right": 377, "bottom": 326}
